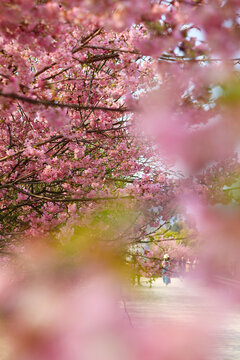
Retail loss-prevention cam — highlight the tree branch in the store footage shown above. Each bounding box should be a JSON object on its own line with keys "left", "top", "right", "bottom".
{"left": 0, "top": 92, "right": 131, "bottom": 113}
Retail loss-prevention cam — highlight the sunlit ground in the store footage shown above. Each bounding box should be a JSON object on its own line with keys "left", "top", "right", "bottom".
{"left": 127, "top": 278, "right": 240, "bottom": 360}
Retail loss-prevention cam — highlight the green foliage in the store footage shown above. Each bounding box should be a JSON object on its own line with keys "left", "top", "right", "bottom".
{"left": 219, "top": 79, "right": 240, "bottom": 106}
{"left": 55, "top": 202, "right": 138, "bottom": 256}
{"left": 147, "top": 222, "right": 194, "bottom": 247}
{"left": 223, "top": 177, "right": 240, "bottom": 203}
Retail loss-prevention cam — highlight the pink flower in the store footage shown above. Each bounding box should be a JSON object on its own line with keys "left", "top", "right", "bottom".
{"left": 41, "top": 109, "right": 70, "bottom": 130}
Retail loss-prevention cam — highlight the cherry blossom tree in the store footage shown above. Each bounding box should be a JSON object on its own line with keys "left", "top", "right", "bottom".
{"left": 1, "top": 1, "right": 240, "bottom": 358}
{"left": 0, "top": 1, "right": 179, "bottom": 244}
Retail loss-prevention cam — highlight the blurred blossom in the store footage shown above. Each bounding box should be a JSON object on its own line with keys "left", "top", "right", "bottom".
{"left": 139, "top": 67, "right": 237, "bottom": 174}
{"left": 0, "top": 230, "right": 219, "bottom": 360}
{"left": 182, "top": 195, "right": 240, "bottom": 301}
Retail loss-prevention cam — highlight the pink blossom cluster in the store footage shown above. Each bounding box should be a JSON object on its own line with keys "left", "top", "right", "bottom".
{"left": 0, "top": 1, "right": 177, "bottom": 240}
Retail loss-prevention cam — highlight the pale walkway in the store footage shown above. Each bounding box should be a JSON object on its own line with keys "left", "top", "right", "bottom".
{"left": 127, "top": 278, "right": 240, "bottom": 360}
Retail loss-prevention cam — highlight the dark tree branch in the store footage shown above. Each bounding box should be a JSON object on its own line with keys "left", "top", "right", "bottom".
{"left": 0, "top": 92, "right": 131, "bottom": 113}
